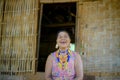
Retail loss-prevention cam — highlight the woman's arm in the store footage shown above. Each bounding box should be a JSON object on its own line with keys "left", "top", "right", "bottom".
{"left": 74, "top": 53, "right": 83, "bottom": 80}
{"left": 45, "top": 55, "right": 53, "bottom": 80}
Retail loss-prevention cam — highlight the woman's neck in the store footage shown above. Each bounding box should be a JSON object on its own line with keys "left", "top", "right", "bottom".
{"left": 59, "top": 48, "right": 68, "bottom": 55}
{"left": 59, "top": 48, "right": 68, "bottom": 51}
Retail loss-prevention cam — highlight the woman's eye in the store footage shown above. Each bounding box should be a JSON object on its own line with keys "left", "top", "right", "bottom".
{"left": 64, "top": 35, "right": 69, "bottom": 38}
{"left": 58, "top": 36, "right": 62, "bottom": 39}
{"left": 58, "top": 35, "right": 69, "bottom": 39}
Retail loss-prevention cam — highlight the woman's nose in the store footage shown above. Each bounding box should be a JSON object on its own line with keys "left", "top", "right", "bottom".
{"left": 61, "top": 37, "right": 66, "bottom": 40}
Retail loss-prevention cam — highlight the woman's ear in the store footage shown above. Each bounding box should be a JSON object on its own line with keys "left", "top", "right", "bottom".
{"left": 55, "top": 44, "right": 58, "bottom": 49}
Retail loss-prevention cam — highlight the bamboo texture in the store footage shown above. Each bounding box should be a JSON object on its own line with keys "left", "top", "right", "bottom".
{"left": 0, "top": 0, "right": 39, "bottom": 79}
{"left": 0, "top": 0, "right": 4, "bottom": 74}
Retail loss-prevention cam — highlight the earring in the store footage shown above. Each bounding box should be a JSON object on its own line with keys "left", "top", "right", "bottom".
{"left": 55, "top": 44, "right": 58, "bottom": 49}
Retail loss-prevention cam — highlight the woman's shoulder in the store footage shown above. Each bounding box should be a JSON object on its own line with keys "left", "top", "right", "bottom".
{"left": 46, "top": 52, "right": 56, "bottom": 62}
{"left": 71, "top": 51, "right": 80, "bottom": 56}
{"left": 48, "top": 50, "right": 58, "bottom": 59}
{"left": 50, "top": 50, "right": 57, "bottom": 56}
{"left": 46, "top": 54, "right": 53, "bottom": 63}
{"left": 72, "top": 51, "right": 83, "bottom": 61}
{"left": 71, "top": 51, "right": 82, "bottom": 60}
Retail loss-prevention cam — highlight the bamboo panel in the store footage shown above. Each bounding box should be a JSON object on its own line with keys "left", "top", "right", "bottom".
{"left": 0, "top": 0, "right": 39, "bottom": 78}
{"left": 0, "top": 0, "right": 4, "bottom": 48}
{"left": 0, "top": 0, "right": 4, "bottom": 74}
{"left": 77, "top": 1, "right": 120, "bottom": 80}
{"left": 0, "top": 0, "right": 4, "bottom": 22}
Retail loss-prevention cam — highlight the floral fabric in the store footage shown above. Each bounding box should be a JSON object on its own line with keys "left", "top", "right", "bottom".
{"left": 51, "top": 51, "right": 76, "bottom": 80}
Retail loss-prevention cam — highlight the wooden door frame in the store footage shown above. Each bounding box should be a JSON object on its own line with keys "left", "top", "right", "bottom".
{"left": 36, "top": 0, "right": 80, "bottom": 72}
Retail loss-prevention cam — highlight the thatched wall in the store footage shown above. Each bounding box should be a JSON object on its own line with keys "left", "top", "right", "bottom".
{"left": 77, "top": 0, "right": 120, "bottom": 80}
{"left": 0, "top": 0, "right": 39, "bottom": 79}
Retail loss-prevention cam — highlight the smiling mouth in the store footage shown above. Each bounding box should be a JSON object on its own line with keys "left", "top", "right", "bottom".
{"left": 60, "top": 42, "right": 66, "bottom": 44}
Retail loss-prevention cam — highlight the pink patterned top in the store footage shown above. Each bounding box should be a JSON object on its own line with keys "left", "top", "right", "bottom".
{"left": 51, "top": 51, "right": 76, "bottom": 80}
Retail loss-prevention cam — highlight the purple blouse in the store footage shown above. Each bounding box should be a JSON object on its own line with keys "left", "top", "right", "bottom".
{"left": 51, "top": 51, "right": 76, "bottom": 80}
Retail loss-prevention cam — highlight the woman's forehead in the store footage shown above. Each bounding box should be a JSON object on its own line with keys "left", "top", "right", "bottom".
{"left": 58, "top": 31, "right": 69, "bottom": 36}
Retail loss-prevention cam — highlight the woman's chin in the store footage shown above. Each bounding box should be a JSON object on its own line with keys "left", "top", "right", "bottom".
{"left": 59, "top": 46, "right": 68, "bottom": 49}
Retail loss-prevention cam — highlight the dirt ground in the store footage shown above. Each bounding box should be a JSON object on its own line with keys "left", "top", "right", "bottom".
{"left": 24, "top": 72, "right": 45, "bottom": 80}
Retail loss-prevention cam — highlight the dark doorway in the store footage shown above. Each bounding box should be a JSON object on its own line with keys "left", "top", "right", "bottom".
{"left": 37, "top": 2, "right": 76, "bottom": 72}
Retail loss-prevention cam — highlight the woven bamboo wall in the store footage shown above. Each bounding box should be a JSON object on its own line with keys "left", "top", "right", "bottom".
{"left": 0, "top": 0, "right": 39, "bottom": 79}
{"left": 0, "top": 0, "right": 4, "bottom": 53}
{"left": 77, "top": 0, "right": 120, "bottom": 80}
{"left": 0, "top": 0, "right": 4, "bottom": 72}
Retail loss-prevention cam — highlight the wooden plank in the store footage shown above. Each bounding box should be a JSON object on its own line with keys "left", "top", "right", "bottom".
{"left": 36, "top": 3, "right": 43, "bottom": 72}
{"left": 40, "top": 0, "right": 79, "bottom": 3}
{"left": 32, "top": 0, "right": 39, "bottom": 74}
{"left": 44, "top": 22, "right": 75, "bottom": 27}
{"left": 53, "top": 0, "right": 79, "bottom": 3}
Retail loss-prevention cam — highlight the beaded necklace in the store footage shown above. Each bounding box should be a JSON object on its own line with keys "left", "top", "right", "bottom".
{"left": 56, "top": 49, "right": 71, "bottom": 70}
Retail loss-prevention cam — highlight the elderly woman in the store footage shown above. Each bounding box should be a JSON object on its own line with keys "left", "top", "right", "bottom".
{"left": 45, "top": 30, "right": 83, "bottom": 80}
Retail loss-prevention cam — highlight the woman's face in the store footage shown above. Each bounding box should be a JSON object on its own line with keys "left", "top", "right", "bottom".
{"left": 57, "top": 31, "right": 71, "bottom": 50}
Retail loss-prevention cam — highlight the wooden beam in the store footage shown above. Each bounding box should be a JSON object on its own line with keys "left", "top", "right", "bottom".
{"left": 43, "top": 22, "right": 75, "bottom": 27}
